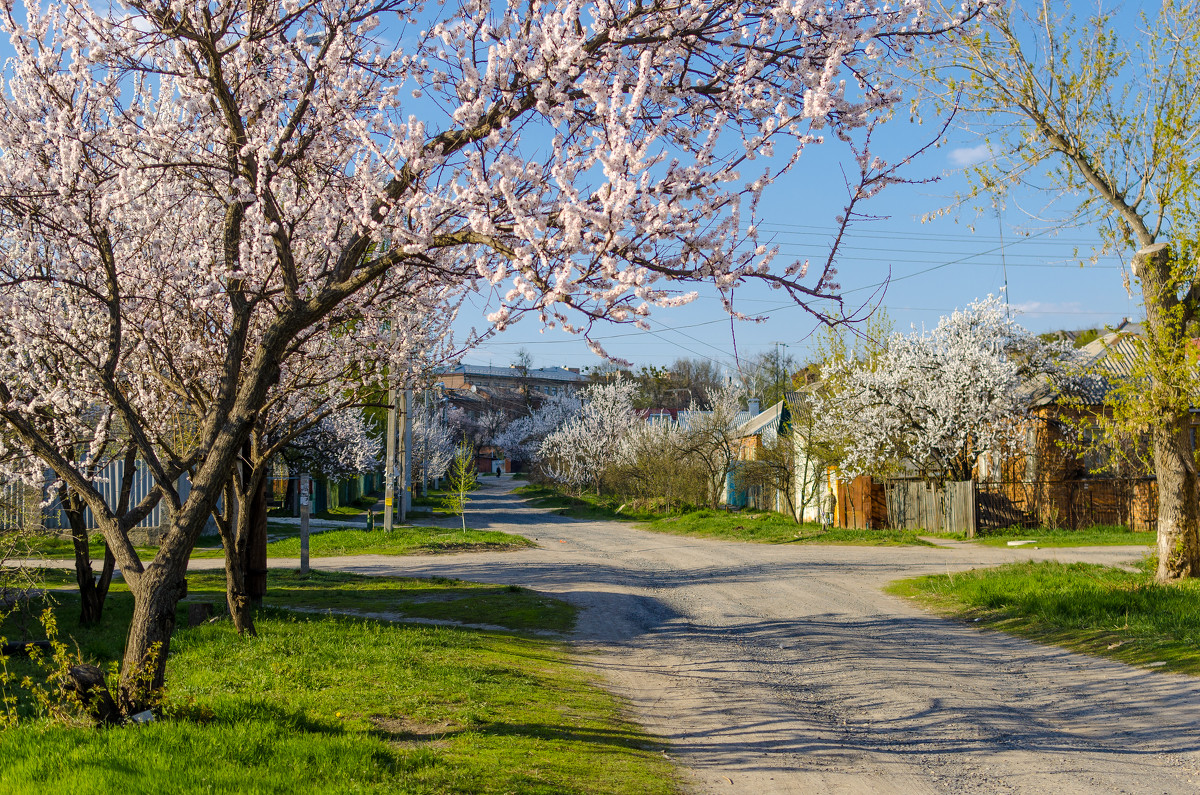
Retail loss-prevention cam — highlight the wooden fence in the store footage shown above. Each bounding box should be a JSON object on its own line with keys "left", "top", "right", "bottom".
{"left": 836, "top": 475, "right": 887, "bottom": 529}
{"left": 884, "top": 480, "right": 977, "bottom": 536}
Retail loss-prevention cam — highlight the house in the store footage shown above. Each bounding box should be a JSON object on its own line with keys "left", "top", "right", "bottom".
{"left": 976, "top": 329, "right": 1160, "bottom": 532}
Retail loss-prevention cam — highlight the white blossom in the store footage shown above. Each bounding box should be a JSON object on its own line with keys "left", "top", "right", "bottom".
{"left": 820, "top": 296, "right": 1078, "bottom": 481}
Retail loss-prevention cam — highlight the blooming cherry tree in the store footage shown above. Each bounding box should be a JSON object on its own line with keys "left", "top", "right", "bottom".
{"left": 494, "top": 392, "right": 583, "bottom": 464}
{"left": 541, "top": 381, "right": 639, "bottom": 491}
{"left": 0, "top": 0, "right": 981, "bottom": 712}
{"left": 820, "top": 297, "right": 1075, "bottom": 481}
{"left": 411, "top": 401, "right": 456, "bottom": 487}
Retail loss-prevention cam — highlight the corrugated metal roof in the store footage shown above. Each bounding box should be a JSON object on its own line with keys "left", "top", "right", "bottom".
{"left": 736, "top": 400, "right": 786, "bottom": 438}
{"left": 448, "top": 364, "right": 586, "bottom": 382}
{"left": 1079, "top": 332, "right": 1140, "bottom": 378}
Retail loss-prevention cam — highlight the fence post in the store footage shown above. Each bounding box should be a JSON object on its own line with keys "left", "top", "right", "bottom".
{"left": 967, "top": 480, "right": 976, "bottom": 539}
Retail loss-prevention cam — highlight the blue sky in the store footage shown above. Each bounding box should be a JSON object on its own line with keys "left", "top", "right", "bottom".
{"left": 455, "top": 115, "right": 1137, "bottom": 374}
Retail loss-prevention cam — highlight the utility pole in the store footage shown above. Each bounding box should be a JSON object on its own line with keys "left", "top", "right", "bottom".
{"left": 420, "top": 389, "right": 429, "bottom": 497}
{"left": 773, "top": 341, "right": 789, "bottom": 403}
{"left": 299, "top": 471, "right": 311, "bottom": 574}
{"left": 400, "top": 389, "right": 412, "bottom": 522}
{"left": 384, "top": 386, "right": 397, "bottom": 531}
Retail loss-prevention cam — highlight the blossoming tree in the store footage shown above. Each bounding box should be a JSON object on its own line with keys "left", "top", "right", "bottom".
{"left": 0, "top": 0, "right": 980, "bottom": 713}
{"left": 540, "top": 381, "right": 640, "bottom": 491}
{"left": 820, "top": 297, "right": 1074, "bottom": 481}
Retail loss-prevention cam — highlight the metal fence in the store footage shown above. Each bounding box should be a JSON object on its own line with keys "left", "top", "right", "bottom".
{"left": 880, "top": 477, "right": 1157, "bottom": 535}
{"left": 975, "top": 478, "right": 1157, "bottom": 533}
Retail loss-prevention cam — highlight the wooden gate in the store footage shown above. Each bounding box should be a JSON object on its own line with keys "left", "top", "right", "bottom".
{"left": 836, "top": 475, "right": 887, "bottom": 529}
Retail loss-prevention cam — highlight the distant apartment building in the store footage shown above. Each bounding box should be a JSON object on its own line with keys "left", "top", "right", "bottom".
{"left": 435, "top": 364, "right": 587, "bottom": 398}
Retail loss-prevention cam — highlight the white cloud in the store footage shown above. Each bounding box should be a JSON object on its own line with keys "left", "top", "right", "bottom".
{"left": 1011, "top": 300, "right": 1083, "bottom": 316}
{"left": 948, "top": 144, "right": 991, "bottom": 167}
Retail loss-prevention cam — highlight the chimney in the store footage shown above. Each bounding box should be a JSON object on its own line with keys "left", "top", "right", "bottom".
{"left": 748, "top": 397, "right": 761, "bottom": 415}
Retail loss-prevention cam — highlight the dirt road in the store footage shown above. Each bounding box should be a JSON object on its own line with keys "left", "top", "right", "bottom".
{"left": 217, "top": 478, "right": 1200, "bottom": 793}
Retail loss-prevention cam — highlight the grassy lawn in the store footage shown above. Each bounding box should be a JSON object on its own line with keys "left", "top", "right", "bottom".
{"left": 936, "top": 524, "right": 1156, "bottom": 548}
{"left": 20, "top": 532, "right": 163, "bottom": 562}
{"left": 269, "top": 494, "right": 378, "bottom": 522}
{"left": 257, "top": 526, "right": 533, "bottom": 558}
{"left": 0, "top": 572, "right": 679, "bottom": 794}
{"left": 34, "top": 524, "right": 531, "bottom": 562}
{"left": 889, "top": 559, "right": 1200, "bottom": 675}
{"left": 515, "top": 484, "right": 935, "bottom": 546}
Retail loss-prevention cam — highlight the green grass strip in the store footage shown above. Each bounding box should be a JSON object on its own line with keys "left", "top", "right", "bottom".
{"left": 889, "top": 560, "right": 1200, "bottom": 675}
{"left": 936, "top": 524, "right": 1156, "bottom": 548}
{"left": 516, "top": 484, "right": 935, "bottom": 546}
{"left": 0, "top": 574, "right": 678, "bottom": 794}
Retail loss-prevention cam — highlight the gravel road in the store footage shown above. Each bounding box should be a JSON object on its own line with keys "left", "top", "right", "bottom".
{"left": 199, "top": 477, "right": 1200, "bottom": 793}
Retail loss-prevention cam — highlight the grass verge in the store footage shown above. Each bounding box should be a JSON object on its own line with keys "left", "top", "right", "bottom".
{"left": 515, "top": 484, "right": 935, "bottom": 546}
{"left": 0, "top": 572, "right": 678, "bottom": 794}
{"left": 259, "top": 526, "right": 533, "bottom": 558}
{"left": 35, "top": 525, "right": 531, "bottom": 562}
{"left": 935, "top": 524, "right": 1155, "bottom": 548}
{"left": 888, "top": 559, "right": 1200, "bottom": 675}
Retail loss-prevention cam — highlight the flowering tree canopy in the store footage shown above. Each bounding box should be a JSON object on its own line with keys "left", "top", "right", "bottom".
{"left": 494, "top": 392, "right": 583, "bottom": 463}
{"left": 541, "top": 381, "right": 639, "bottom": 490}
{"left": 820, "top": 297, "right": 1075, "bottom": 481}
{"left": 0, "top": 0, "right": 980, "bottom": 712}
{"left": 411, "top": 400, "right": 456, "bottom": 484}
{"left": 286, "top": 410, "right": 381, "bottom": 481}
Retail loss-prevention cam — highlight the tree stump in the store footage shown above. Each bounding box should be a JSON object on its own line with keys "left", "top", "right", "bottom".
{"left": 66, "top": 664, "right": 123, "bottom": 726}
{"left": 186, "top": 602, "right": 215, "bottom": 628}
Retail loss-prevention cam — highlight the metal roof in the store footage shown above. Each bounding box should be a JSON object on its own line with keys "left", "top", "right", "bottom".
{"left": 1079, "top": 332, "right": 1140, "bottom": 378}
{"left": 735, "top": 400, "right": 787, "bottom": 438}
{"left": 447, "top": 364, "right": 586, "bottom": 383}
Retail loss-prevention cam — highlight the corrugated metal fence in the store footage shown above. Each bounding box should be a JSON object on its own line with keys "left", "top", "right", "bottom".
{"left": 2, "top": 460, "right": 170, "bottom": 532}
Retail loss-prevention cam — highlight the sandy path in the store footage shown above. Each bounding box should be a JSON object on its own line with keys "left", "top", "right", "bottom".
{"left": 192, "top": 477, "right": 1200, "bottom": 793}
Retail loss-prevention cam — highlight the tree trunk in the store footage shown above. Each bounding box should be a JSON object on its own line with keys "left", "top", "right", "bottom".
{"left": 223, "top": 535, "right": 256, "bottom": 636}
{"left": 1136, "top": 243, "right": 1200, "bottom": 581}
{"left": 119, "top": 563, "right": 187, "bottom": 714}
{"left": 61, "top": 488, "right": 115, "bottom": 626}
{"left": 1152, "top": 417, "right": 1200, "bottom": 580}
{"left": 284, "top": 470, "right": 297, "bottom": 515}
{"left": 246, "top": 472, "right": 268, "bottom": 604}
{"left": 218, "top": 482, "right": 257, "bottom": 637}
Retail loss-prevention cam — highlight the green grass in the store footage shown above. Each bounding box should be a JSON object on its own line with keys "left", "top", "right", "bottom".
{"left": 20, "top": 531, "right": 164, "bottom": 562}
{"left": 0, "top": 573, "right": 678, "bottom": 794}
{"left": 269, "top": 494, "right": 379, "bottom": 522}
{"left": 259, "top": 526, "right": 534, "bottom": 558}
{"left": 889, "top": 559, "right": 1200, "bottom": 675}
{"left": 934, "top": 524, "right": 1156, "bottom": 548}
{"left": 35, "top": 525, "right": 531, "bottom": 562}
{"left": 516, "top": 484, "right": 935, "bottom": 546}
{"left": 186, "top": 570, "right": 576, "bottom": 633}
{"left": 645, "top": 510, "right": 936, "bottom": 546}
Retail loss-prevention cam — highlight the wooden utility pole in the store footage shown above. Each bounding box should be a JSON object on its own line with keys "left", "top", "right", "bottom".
{"left": 384, "top": 386, "right": 397, "bottom": 531}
